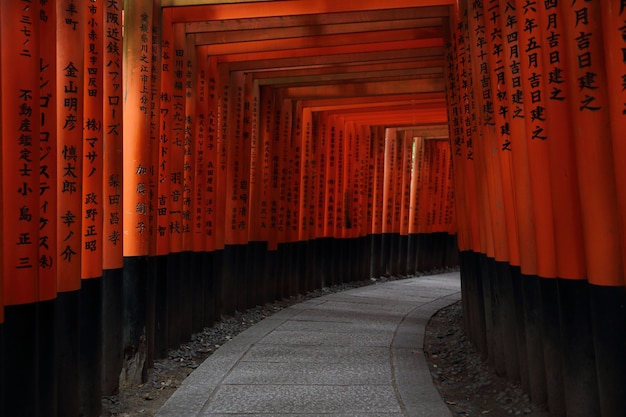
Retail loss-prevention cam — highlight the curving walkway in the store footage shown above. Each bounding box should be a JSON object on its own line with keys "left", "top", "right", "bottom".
{"left": 156, "top": 272, "right": 461, "bottom": 417}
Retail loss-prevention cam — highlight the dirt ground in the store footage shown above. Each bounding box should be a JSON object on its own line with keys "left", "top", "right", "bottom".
{"left": 423, "top": 301, "right": 551, "bottom": 417}
{"left": 102, "top": 286, "right": 551, "bottom": 417}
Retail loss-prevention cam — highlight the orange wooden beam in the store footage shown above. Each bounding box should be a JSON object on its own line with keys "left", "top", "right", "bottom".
{"left": 184, "top": 6, "right": 449, "bottom": 33}
{"left": 192, "top": 18, "right": 444, "bottom": 45}
{"left": 217, "top": 39, "right": 444, "bottom": 63}
{"left": 282, "top": 77, "right": 445, "bottom": 99}
{"left": 195, "top": 27, "right": 443, "bottom": 51}
{"left": 168, "top": 0, "right": 454, "bottom": 23}
{"left": 224, "top": 47, "right": 444, "bottom": 71}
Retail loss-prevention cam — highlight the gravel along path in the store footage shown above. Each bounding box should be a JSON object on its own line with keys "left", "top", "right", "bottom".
{"left": 424, "top": 300, "right": 551, "bottom": 417}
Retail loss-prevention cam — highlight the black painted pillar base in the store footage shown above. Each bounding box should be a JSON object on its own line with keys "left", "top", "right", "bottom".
{"left": 589, "top": 283, "right": 626, "bottom": 417}
{"left": 479, "top": 256, "right": 496, "bottom": 366}
{"left": 167, "top": 252, "right": 182, "bottom": 348}
{"left": 221, "top": 246, "right": 237, "bottom": 316}
{"left": 79, "top": 278, "right": 103, "bottom": 417}
{"left": 56, "top": 290, "right": 80, "bottom": 417}
{"left": 344, "top": 238, "right": 352, "bottom": 282}
{"left": 153, "top": 255, "right": 168, "bottom": 360}
{"left": 389, "top": 233, "right": 400, "bottom": 276}
{"left": 296, "top": 240, "right": 308, "bottom": 294}
{"left": 180, "top": 251, "right": 194, "bottom": 342}
{"left": 486, "top": 258, "right": 505, "bottom": 376}
{"left": 202, "top": 251, "right": 216, "bottom": 327}
{"left": 247, "top": 242, "right": 264, "bottom": 308}
{"left": 459, "top": 251, "right": 472, "bottom": 337}
{"left": 310, "top": 239, "right": 322, "bottom": 291}
{"left": 359, "top": 235, "right": 370, "bottom": 281}
{"left": 446, "top": 234, "right": 459, "bottom": 267}
{"left": 212, "top": 249, "right": 224, "bottom": 318}
{"left": 521, "top": 274, "right": 547, "bottom": 405}
{"left": 122, "top": 256, "right": 148, "bottom": 387}
{"left": 415, "top": 234, "right": 426, "bottom": 272}
{"left": 317, "top": 237, "right": 332, "bottom": 288}
{"left": 406, "top": 234, "right": 417, "bottom": 275}
{"left": 398, "top": 234, "right": 408, "bottom": 276}
{"left": 264, "top": 248, "right": 277, "bottom": 303}
{"left": 539, "top": 278, "right": 565, "bottom": 417}
{"left": 279, "top": 242, "right": 294, "bottom": 299}
{"left": 232, "top": 245, "right": 247, "bottom": 311}
{"left": 460, "top": 252, "right": 487, "bottom": 356}
{"left": 0, "top": 321, "right": 4, "bottom": 417}
{"left": 146, "top": 257, "right": 157, "bottom": 370}
{"left": 473, "top": 253, "right": 488, "bottom": 358}
{"left": 4, "top": 303, "right": 38, "bottom": 417}
{"left": 370, "top": 234, "right": 382, "bottom": 278}
{"left": 380, "top": 233, "right": 392, "bottom": 277}
{"left": 38, "top": 299, "right": 56, "bottom": 416}
{"left": 330, "top": 238, "right": 341, "bottom": 286}
{"left": 102, "top": 268, "right": 123, "bottom": 396}
{"left": 511, "top": 267, "right": 529, "bottom": 393}
{"left": 191, "top": 251, "right": 206, "bottom": 333}
{"left": 417, "top": 234, "right": 432, "bottom": 271}
{"left": 498, "top": 261, "right": 520, "bottom": 382}
{"left": 558, "top": 278, "right": 600, "bottom": 417}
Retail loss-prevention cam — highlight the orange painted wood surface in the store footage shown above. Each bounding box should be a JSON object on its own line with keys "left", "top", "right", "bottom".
{"left": 204, "top": 56, "right": 219, "bottom": 252}
{"left": 156, "top": 9, "right": 174, "bottom": 256}
{"left": 601, "top": 2, "right": 626, "bottom": 286}
{"left": 498, "top": 0, "right": 537, "bottom": 275}
{"left": 82, "top": 0, "right": 104, "bottom": 279}
{"left": 192, "top": 48, "right": 208, "bottom": 252}
{"left": 562, "top": 0, "right": 623, "bottom": 286}
{"left": 1, "top": 2, "right": 41, "bottom": 303}
{"left": 122, "top": 0, "right": 152, "bottom": 258}
{"left": 57, "top": 0, "right": 85, "bottom": 292}
{"left": 515, "top": 0, "right": 557, "bottom": 279}
{"left": 183, "top": 33, "right": 197, "bottom": 252}
{"left": 102, "top": 0, "right": 124, "bottom": 269}
{"left": 213, "top": 64, "right": 229, "bottom": 251}
{"left": 170, "top": 0, "right": 455, "bottom": 23}
{"left": 39, "top": 0, "right": 58, "bottom": 299}
{"left": 168, "top": 22, "right": 186, "bottom": 253}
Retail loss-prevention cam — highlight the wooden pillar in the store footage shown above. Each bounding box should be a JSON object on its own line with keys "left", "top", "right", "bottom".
{"left": 258, "top": 85, "right": 277, "bottom": 302}
{"left": 276, "top": 97, "right": 294, "bottom": 295}
{"left": 562, "top": 2, "right": 623, "bottom": 415}
{"left": 121, "top": 0, "right": 152, "bottom": 388}
{"left": 597, "top": 7, "right": 626, "bottom": 415}
{"left": 1, "top": 3, "right": 42, "bottom": 415}
{"left": 80, "top": 2, "right": 104, "bottom": 415}
{"left": 398, "top": 131, "right": 413, "bottom": 275}
{"left": 179, "top": 30, "right": 195, "bottom": 341}
{"left": 243, "top": 74, "right": 264, "bottom": 306}
{"left": 101, "top": 0, "right": 124, "bottom": 396}
{"left": 216, "top": 63, "right": 231, "bottom": 314}
{"left": 192, "top": 44, "right": 209, "bottom": 331}
{"left": 315, "top": 113, "right": 331, "bottom": 286}
{"left": 38, "top": 0, "right": 58, "bottom": 414}
{"left": 291, "top": 101, "right": 305, "bottom": 293}
{"left": 204, "top": 55, "right": 219, "bottom": 323}
{"left": 357, "top": 125, "right": 372, "bottom": 280}
{"left": 333, "top": 117, "right": 345, "bottom": 283}
{"left": 56, "top": 1, "right": 85, "bottom": 414}
{"left": 370, "top": 126, "right": 386, "bottom": 278}
{"left": 224, "top": 70, "right": 249, "bottom": 309}
{"left": 298, "top": 107, "right": 315, "bottom": 291}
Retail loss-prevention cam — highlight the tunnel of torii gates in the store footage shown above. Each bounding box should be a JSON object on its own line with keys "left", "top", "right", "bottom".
{"left": 0, "top": 0, "right": 625, "bottom": 416}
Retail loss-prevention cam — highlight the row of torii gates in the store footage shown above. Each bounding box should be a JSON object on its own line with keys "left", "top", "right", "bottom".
{"left": 0, "top": 1, "right": 625, "bottom": 417}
